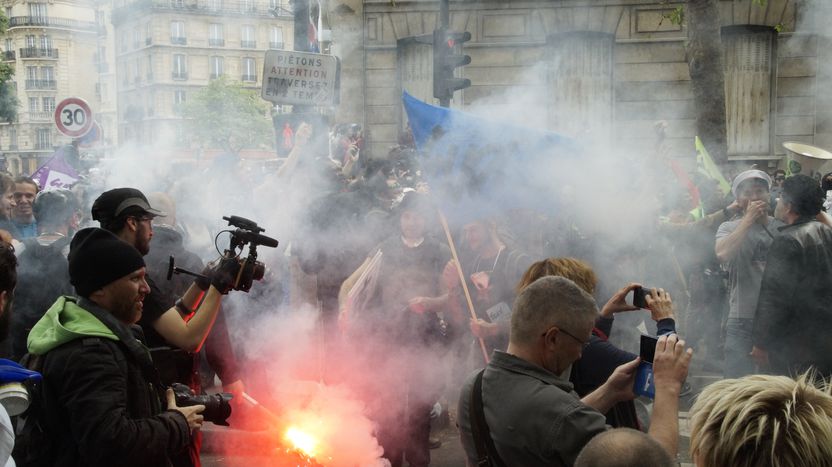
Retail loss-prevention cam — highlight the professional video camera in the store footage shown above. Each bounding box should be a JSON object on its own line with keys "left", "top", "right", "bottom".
{"left": 219, "top": 215, "right": 279, "bottom": 292}
{"left": 168, "top": 215, "right": 278, "bottom": 293}
{"left": 171, "top": 383, "right": 232, "bottom": 426}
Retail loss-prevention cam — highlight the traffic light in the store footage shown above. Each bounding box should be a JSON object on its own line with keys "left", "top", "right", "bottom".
{"left": 433, "top": 27, "right": 471, "bottom": 104}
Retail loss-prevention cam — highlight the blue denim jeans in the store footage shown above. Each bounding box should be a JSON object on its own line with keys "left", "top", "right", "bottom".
{"left": 724, "top": 318, "right": 756, "bottom": 378}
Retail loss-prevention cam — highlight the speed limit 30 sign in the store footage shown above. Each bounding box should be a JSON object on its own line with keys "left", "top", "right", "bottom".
{"left": 54, "top": 97, "right": 94, "bottom": 138}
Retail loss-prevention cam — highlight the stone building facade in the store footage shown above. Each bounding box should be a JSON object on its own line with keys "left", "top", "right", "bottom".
{"left": 110, "top": 0, "right": 293, "bottom": 147}
{"left": 331, "top": 0, "right": 827, "bottom": 171}
{"left": 0, "top": 0, "right": 114, "bottom": 175}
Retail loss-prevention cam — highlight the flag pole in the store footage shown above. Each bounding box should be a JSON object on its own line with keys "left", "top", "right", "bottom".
{"left": 438, "top": 210, "right": 490, "bottom": 363}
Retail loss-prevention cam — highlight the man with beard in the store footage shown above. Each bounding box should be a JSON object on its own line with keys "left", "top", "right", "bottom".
{"left": 26, "top": 228, "right": 204, "bottom": 466}
{"left": 91, "top": 188, "right": 236, "bottom": 467}
{"left": 0, "top": 242, "right": 17, "bottom": 467}
{"left": 91, "top": 188, "right": 227, "bottom": 355}
{"left": 752, "top": 174, "right": 832, "bottom": 377}
{"left": 4, "top": 189, "right": 78, "bottom": 361}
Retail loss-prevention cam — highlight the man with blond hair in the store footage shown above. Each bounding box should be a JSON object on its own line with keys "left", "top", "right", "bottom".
{"left": 690, "top": 373, "right": 832, "bottom": 467}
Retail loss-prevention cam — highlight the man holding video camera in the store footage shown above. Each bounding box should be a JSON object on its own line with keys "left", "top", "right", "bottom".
{"left": 91, "top": 188, "right": 239, "bottom": 467}
{"left": 26, "top": 227, "right": 204, "bottom": 466}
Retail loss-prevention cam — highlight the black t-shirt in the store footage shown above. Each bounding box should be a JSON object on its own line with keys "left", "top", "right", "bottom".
{"left": 360, "top": 235, "right": 449, "bottom": 343}
{"left": 139, "top": 276, "right": 172, "bottom": 349}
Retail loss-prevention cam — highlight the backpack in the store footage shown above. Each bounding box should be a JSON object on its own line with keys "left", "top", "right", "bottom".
{"left": 11, "top": 338, "right": 140, "bottom": 467}
{"left": 10, "top": 353, "right": 50, "bottom": 467}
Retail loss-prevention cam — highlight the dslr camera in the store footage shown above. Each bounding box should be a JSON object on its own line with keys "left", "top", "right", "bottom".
{"left": 171, "top": 383, "right": 233, "bottom": 426}
{"left": 220, "top": 215, "right": 279, "bottom": 292}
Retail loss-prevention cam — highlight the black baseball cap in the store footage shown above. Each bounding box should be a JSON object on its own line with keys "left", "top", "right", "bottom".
{"left": 91, "top": 187, "right": 165, "bottom": 222}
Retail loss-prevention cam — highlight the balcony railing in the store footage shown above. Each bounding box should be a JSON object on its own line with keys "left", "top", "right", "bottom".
{"left": 241, "top": 40, "right": 256, "bottom": 48}
{"left": 25, "top": 79, "right": 56, "bottom": 89}
{"left": 34, "top": 141, "right": 53, "bottom": 150}
{"left": 112, "top": 0, "right": 292, "bottom": 25}
{"left": 28, "top": 111, "right": 52, "bottom": 121}
{"left": 172, "top": 71, "right": 188, "bottom": 80}
{"left": 2, "top": 51, "right": 14, "bottom": 61}
{"left": 19, "top": 48, "right": 59, "bottom": 59}
{"left": 9, "top": 16, "right": 99, "bottom": 32}
{"left": 209, "top": 38, "right": 224, "bottom": 47}
{"left": 241, "top": 74, "right": 255, "bottom": 82}
{"left": 171, "top": 36, "right": 187, "bottom": 45}
{"left": 269, "top": 41, "right": 283, "bottom": 49}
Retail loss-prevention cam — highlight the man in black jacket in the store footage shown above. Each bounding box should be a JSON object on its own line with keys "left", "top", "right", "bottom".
{"left": 752, "top": 174, "right": 832, "bottom": 376}
{"left": 26, "top": 227, "right": 204, "bottom": 466}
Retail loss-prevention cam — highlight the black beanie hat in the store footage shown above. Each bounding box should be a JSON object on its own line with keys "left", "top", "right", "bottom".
{"left": 68, "top": 228, "right": 146, "bottom": 297}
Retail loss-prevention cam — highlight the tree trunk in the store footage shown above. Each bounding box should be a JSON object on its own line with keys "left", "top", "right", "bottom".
{"left": 686, "top": 0, "right": 727, "bottom": 163}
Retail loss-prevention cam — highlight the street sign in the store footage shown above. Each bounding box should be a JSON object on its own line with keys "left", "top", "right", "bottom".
{"left": 261, "top": 50, "right": 340, "bottom": 106}
{"left": 54, "top": 97, "right": 94, "bottom": 138}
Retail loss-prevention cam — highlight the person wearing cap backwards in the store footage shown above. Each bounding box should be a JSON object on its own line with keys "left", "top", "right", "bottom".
{"left": 25, "top": 227, "right": 205, "bottom": 466}
{"left": 90, "top": 188, "right": 236, "bottom": 467}
{"left": 715, "top": 169, "right": 784, "bottom": 378}
{"left": 751, "top": 174, "right": 832, "bottom": 377}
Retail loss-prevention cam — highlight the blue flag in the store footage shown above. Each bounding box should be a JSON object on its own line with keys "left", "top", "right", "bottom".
{"left": 402, "top": 92, "right": 578, "bottom": 223}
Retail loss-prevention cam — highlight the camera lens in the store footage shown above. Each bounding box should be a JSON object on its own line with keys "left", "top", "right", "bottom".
{"left": 252, "top": 262, "right": 265, "bottom": 281}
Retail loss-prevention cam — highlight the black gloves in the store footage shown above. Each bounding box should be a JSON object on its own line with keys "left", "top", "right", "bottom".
{"left": 211, "top": 257, "right": 241, "bottom": 294}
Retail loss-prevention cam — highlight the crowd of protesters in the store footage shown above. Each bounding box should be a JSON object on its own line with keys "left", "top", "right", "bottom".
{"left": 0, "top": 119, "right": 827, "bottom": 467}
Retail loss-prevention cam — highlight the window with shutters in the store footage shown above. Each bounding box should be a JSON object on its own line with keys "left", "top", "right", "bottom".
{"left": 35, "top": 128, "right": 51, "bottom": 150}
{"left": 170, "top": 21, "right": 186, "bottom": 45}
{"left": 210, "top": 56, "right": 223, "bottom": 79}
{"left": 209, "top": 23, "right": 224, "bottom": 47}
{"left": 722, "top": 26, "right": 776, "bottom": 157}
{"left": 172, "top": 54, "right": 187, "bottom": 80}
{"left": 43, "top": 97, "right": 55, "bottom": 113}
{"left": 545, "top": 32, "right": 614, "bottom": 141}
{"left": 241, "top": 25, "right": 256, "bottom": 49}
{"left": 29, "top": 3, "right": 47, "bottom": 20}
{"left": 242, "top": 57, "right": 255, "bottom": 82}
{"left": 270, "top": 27, "right": 283, "bottom": 49}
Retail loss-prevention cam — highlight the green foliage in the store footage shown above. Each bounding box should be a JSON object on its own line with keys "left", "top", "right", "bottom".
{"left": 181, "top": 77, "right": 272, "bottom": 155}
{"left": 0, "top": 10, "right": 17, "bottom": 122}
{"left": 751, "top": 0, "right": 767, "bottom": 7}
{"left": 774, "top": 23, "right": 783, "bottom": 33}
{"left": 0, "top": 82, "right": 18, "bottom": 123}
{"left": 665, "top": 6, "right": 684, "bottom": 26}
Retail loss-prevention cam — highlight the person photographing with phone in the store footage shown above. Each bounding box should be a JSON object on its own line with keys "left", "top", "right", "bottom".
{"left": 514, "top": 258, "right": 677, "bottom": 428}
{"left": 457, "top": 276, "right": 693, "bottom": 467}
{"left": 715, "top": 169, "right": 783, "bottom": 378}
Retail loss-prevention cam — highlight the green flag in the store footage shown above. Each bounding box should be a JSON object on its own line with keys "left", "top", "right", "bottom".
{"left": 695, "top": 136, "right": 731, "bottom": 195}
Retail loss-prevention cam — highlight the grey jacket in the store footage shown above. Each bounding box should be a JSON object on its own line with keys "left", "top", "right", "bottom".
{"left": 458, "top": 351, "right": 607, "bottom": 467}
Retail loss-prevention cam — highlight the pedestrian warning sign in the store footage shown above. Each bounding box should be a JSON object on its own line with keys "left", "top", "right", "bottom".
{"left": 262, "top": 50, "right": 340, "bottom": 106}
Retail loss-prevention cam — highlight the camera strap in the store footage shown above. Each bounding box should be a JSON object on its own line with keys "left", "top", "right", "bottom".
{"left": 469, "top": 369, "right": 508, "bottom": 467}
{"left": 77, "top": 297, "right": 166, "bottom": 390}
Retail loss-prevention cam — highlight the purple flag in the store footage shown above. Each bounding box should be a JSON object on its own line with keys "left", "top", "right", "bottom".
{"left": 31, "top": 146, "right": 79, "bottom": 191}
